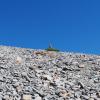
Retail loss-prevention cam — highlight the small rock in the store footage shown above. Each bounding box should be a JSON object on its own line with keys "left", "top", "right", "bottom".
{"left": 3, "top": 95, "right": 9, "bottom": 100}
{"left": 16, "top": 56, "right": 22, "bottom": 64}
{"left": 96, "top": 92, "right": 100, "bottom": 98}
{"left": 59, "top": 90, "right": 70, "bottom": 98}
{"left": 34, "top": 94, "right": 42, "bottom": 100}
{"left": 0, "top": 76, "right": 3, "bottom": 82}
{"left": 78, "top": 64, "right": 85, "bottom": 68}
{"left": 42, "top": 75, "right": 52, "bottom": 81}
{"left": 88, "top": 97, "right": 95, "bottom": 100}
{"left": 22, "top": 95, "right": 32, "bottom": 100}
{"left": 16, "top": 85, "right": 22, "bottom": 93}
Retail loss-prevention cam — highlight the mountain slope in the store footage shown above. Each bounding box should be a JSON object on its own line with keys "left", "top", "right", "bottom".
{"left": 0, "top": 46, "right": 100, "bottom": 100}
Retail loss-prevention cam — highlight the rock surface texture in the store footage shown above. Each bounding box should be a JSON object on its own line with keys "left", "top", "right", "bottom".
{"left": 0, "top": 46, "right": 100, "bottom": 100}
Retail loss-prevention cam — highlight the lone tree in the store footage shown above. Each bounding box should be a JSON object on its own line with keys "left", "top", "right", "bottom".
{"left": 45, "top": 43, "right": 60, "bottom": 52}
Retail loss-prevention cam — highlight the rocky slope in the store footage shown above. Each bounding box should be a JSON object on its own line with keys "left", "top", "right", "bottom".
{"left": 0, "top": 46, "right": 100, "bottom": 100}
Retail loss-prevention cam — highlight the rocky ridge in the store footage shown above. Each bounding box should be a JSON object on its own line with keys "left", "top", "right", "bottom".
{"left": 0, "top": 46, "right": 100, "bottom": 100}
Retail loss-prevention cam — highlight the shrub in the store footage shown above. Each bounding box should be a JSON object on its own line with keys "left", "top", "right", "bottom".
{"left": 45, "top": 43, "right": 60, "bottom": 52}
{"left": 45, "top": 47, "right": 60, "bottom": 52}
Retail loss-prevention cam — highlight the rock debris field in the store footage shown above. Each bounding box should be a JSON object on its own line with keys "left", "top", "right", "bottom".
{"left": 0, "top": 46, "right": 100, "bottom": 100}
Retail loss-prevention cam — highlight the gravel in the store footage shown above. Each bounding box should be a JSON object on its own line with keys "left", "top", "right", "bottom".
{"left": 0, "top": 46, "right": 100, "bottom": 100}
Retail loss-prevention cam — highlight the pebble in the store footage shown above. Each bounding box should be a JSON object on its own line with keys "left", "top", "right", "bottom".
{"left": 34, "top": 94, "right": 42, "bottom": 100}
{"left": 22, "top": 95, "right": 32, "bottom": 100}
{"left": 16, "top": 85, "right": 22, "bottom": 93}
{"left": 0, "top": 76, "right": 3, "bottom": 82}
{"left": 16, "top": 56, "right": 22, "bottom": 64}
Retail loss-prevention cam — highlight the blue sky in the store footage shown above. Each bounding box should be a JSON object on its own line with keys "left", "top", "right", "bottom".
{"left": 0, "top": 0, "right": 100, "bottom": 54}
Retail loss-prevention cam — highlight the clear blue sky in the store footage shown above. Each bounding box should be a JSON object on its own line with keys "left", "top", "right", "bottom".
{"left": 0, "top": 0, "right": 100, "bottom": 54}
